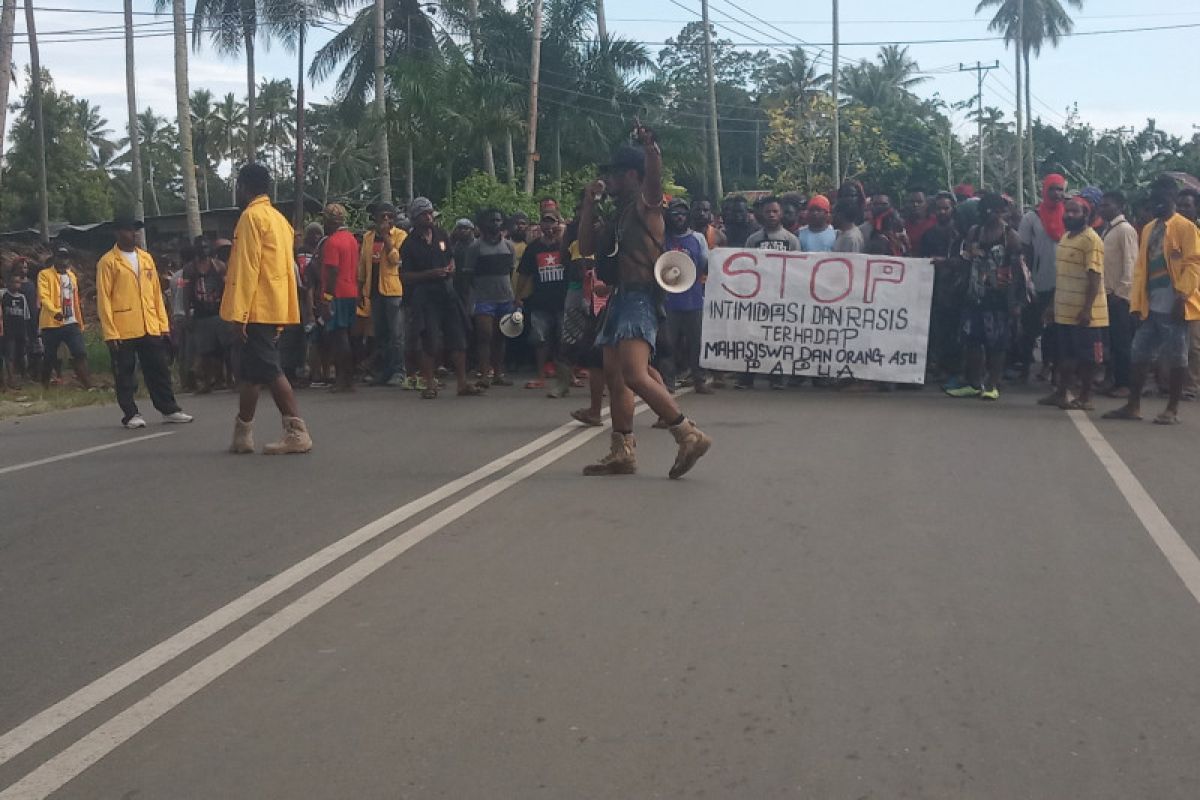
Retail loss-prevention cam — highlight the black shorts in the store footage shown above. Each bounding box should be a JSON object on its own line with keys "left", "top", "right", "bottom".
{"left": 1056, "top": 323, "right": 1106, "bottom": 365}
{"left": 236, "top": 323, "right": 284, "bottom": 384}
{"left": 41, "top": 324, "right": 86, "bottom": 360}
{"left": 190, "top": 315, "right": 234, "bottom": 357}
{"left": 405, "top": 295, "right": 467, "bottom": 354}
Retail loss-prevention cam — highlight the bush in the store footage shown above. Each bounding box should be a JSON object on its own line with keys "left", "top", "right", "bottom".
{"left": 440, "top": 173, "right": 540, "bottom": 227}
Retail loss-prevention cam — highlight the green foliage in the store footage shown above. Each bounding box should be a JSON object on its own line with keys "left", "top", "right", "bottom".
{"left": 440, "top": 172, "right": 539, "bottom": 227}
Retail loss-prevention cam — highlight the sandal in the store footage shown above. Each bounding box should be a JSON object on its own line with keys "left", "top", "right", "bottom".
{"left": 420, "top": 387, "right": 438, "bottom": 399}
{"left": 1153, "top": 411, "right": 1181, "bottom": 425}
{"left": 524, "top": 379, "right": 545, "bottom": 390}
{"left": 1063, "top": 398, "right": 1094, "bottom": 411}
{"left": 1101, "top": 406, "right": 1142, "bottom": 421}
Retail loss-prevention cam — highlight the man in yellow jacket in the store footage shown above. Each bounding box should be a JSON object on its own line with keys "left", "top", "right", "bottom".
{"left": 358, "top": 203, "right": 407, "bottom": 386}
{"left": 220, "top": 163, "right": 312, "bottom": 454}
{"left": 37, "top": 246, "right": 93, "bottom": 391}
{"left": 96, "top": 218, "right": 192, "bottom": 429}
{"left": 1104, "top": 174, "right": 1200, "bottom": 425}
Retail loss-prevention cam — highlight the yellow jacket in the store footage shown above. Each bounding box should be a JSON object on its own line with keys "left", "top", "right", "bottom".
{"left": 219, "top": 195, "right": 300, "bottom": 325}
{"left": 358, "top": 227, "right": 406, "bottom": 298}
{"left": 1130, "top": 213, "right": 1200, "bottom": 321}
{"left": 37, "top": 268, "right": 84, "bottom": 331}
{"left": 96, "top": 245, "right": 171, "bottom": 340}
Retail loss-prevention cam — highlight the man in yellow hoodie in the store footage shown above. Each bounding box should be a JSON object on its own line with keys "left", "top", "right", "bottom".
{"left": 37, "top": 246, "right": 93, "bottom": 391}
{"left": 220, "top": 163, "right": 312, "bottom": 454}
{"left": 358, "top": 203, "right": 407, "bottom": 386}
{"left": 96, "top": 218, "right": 192, "bottom": 429}
{"left": 1104, "top": 174, "right": 1200, "bottom": 425}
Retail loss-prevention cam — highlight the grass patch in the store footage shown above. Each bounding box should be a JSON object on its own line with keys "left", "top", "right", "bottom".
{"left": 0, "top": 384, "right": 114, "bottom": 420}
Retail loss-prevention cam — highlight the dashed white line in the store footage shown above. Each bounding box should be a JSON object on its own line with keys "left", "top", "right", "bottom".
{"left": 0, "top": 433, "right": 176, "bottom": 477}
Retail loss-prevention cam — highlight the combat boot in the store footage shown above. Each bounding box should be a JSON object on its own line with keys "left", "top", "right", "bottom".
{"left": 263, "top": 416, "right": 313, "bottom": 455}
{"left": 229, "top": 416, "right": 254, "bottom": 454}
{"left": 668, "top": 419, "right": 711, "bottom": 479}
{"left": 582, "top": 432, "right": 637, "bottom": 476}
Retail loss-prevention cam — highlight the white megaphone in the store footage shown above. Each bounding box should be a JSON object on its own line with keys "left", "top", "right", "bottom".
{"left": 653, "top": 250, "right": 697, "bottom": 294}
{"left": 499, "top": 310, "right": 525, "bottom": 338}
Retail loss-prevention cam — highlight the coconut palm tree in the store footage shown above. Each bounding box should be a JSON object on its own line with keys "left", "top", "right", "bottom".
{"left": 123, "top": 0, "right": 145, "bottom": 234}
{"left": 74, "top": 99, "right": 117, "bottom": 172}
{"left": 186, "top": 0, "right": 261, "bottom": 161}
{"left": 169, "top": 0, "right": 202, "bottom": 238}
{"left": 976, "top": 0, "right": 1084, "bottom": 201}
{"left": 22, "top": 0, "right": 48, "bottom": 240}
{"left": 255, "top": 78, "right": 295, "bottom": 199}
{"left": 213, "top": 92, "right": 246, "bottom": 202}
{"left": 760, "top": 47, "right": 830, "bottom": 113}
{"left": 134, "top": 109, "right": 172, "bottom": 215}
{"left": 190, "top": 89, "right": 221, "bottom": 209}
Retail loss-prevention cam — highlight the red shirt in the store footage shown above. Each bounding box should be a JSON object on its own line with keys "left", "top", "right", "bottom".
{"left": 324, "top": 229, "right": 359, "bottom": 299}
{"left": 905, "top": 215, "right": 936, "bottom": 256}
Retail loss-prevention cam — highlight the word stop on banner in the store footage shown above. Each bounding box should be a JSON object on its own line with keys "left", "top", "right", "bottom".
{"left": 699, "top": 249, "right": 934, "bottom": 383}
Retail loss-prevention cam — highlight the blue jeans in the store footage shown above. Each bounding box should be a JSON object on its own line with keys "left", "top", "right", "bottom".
{"left": 371, "top": 295, "right": 405, "bottom": 380}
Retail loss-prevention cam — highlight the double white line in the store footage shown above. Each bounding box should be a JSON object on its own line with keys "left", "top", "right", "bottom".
{"left": 0, "top": 403, "right": 659, "bottom": 799}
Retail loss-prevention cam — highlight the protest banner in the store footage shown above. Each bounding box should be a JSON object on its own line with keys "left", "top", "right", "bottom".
{"left": 700, "top": 248, "right": 934, "bottom": 384}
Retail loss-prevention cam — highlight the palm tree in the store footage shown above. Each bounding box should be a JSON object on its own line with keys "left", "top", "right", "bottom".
{"left": 307, "top": 102, "right": 372, "bottom": 205}
{"left": 255, "top": 78, "right": 295, "bottom": 199}
{"left": 134, "top": 109, "right": 172, "bottom": 215}
{"left": 22, "top": 0, "right": 48, "bottom": 240}
{"left": 760, "top": 47, "right": 830, "bottom": 114}
{"left": 190, "top": 89, "right": 221, "bottom": 209}
{"left": 213, "top": 92, "right": 246, "bottom": 203}
{"left": 0, "top": 0, "right": 18, "bottom": 181}
{"left": 977, "top": 0, "right": 1084, "bottom": 202}
{"left": 840, "top": 46, "right": 926, "bottom": 111}
{"left": 123, "top": 0, "right": 145, "bottom": 235}
{"left": 187, "top": 0, "right": 261, "bottom": 162}
{"left": 169, "top": 0, "right": 202, "bottom": 238}
{"left": 74, "top": 99, "right": 116, "bottom": 171}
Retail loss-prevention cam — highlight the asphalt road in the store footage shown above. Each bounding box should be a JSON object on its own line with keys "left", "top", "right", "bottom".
{"left": 2, "top": 381, "right": 1200, "bottom": 799}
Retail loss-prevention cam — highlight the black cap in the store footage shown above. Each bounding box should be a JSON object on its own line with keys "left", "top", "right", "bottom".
{"left": 375, "top": 203, "right": 398, "bottom": 218}
{"left": 667, "top": 197, "right": 690, "bottom": 213}
{"left": 113, "top": 216, "right": 145, "bottom": 231}
{"left": 600, "top": 144, "right": 646, "bottom": 176}
{"left": 53, "top": 245, "right": 70, "bottom": 257}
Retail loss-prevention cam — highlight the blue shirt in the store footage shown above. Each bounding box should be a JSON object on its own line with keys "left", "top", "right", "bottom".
{"left": 663, "top": 230, "right": 708, "bottom": 312}
{"left": 798, "top": 225, "right": 837, "bottom": 252}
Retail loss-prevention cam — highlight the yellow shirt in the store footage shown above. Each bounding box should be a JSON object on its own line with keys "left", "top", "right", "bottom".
{"left": 219, "top": 195, "right": 300, "bottom": 326}
{"left": 1054, "top": 228, "right": 1108, "bottom": 327}
{"left": 96, "top": 245, "right": 171, "bottom": 341}
{"left": 358, "top": 227, "right": 406, "bottom": 298}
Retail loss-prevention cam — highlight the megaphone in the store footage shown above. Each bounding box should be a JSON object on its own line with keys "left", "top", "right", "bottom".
{"left": 499, "top": 310, "right": 525, "bottom": 338}
{"left": 654, "top": 250, "right": 697, "bottom": 294}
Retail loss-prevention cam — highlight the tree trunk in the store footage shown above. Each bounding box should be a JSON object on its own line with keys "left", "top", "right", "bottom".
{"left": 122, "top": 0, "right": 146, "bottom": 244}
{"left": 244, "top": 27, "right": 256, "bottom": 162}
{"left": 553, "top": 124, "right": 561, "bottom": 183}
{"left": 228, "top": 126, "right": 236, "bottom": 204}
{"left": 595, "top": 0, "right": 606, "bottom": 38}
{"left": 23, "top": 0, "right": 48, "bottom": 241}
{"left": 505, "top": 132, "right": 516, "bottom": 186}
{"left": 373, "top": 0, "right": 392, "bottom": 204}
{"left": 444, "top": 159, "right": 452, "bottom": 202}
{"left": 0, "top": 0, "right": 18, "bottom": 186}
{"left": 202, "top": 159, "right": 210, "bottom": 210}
{"left": 146, "top": 150, "right": 162, "bottom": 216}
{"left": 406, "top": 141, "right": 414, "bottom": 201}
{"left": 322, "top": 157, "right": 331, "bottom": 207}
{"left": 173, "top": 0, "right": 202, "bottom": 239}
{"left": 294, "top": 23, "right": 307, "bottom": 229}
{"left": 523, "top": 0, "right": 543, "bottom": 194}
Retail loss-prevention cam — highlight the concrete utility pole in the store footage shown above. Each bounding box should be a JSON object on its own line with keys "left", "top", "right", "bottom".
{"left": 523, "top": 0, "right": 543, "bottom": 194}
{"left": 830, "top": 0, "right": 839, "bottom": 187}
{"left": 0, "top": 0, "right": 18, "bottom": 180}
{"left": 1014, "top": 0, "right": 1024, "bottom": 209}
{"left": 24, "top": 0, "right": 49, "bottom": 242}
{"left": 124, "top": 0, "right": 146, "bottom": 247}
{"left": 595, "top": 0, "right": 606, "bottom": 39}
{"left": 959, "top": 61, "right": 998, "bottom": 189}
{"left": 701, "top": 0, "right": 722, "bottom": 199}
{"left": 1111, "top": 125, "right": 1133, "bottom": 188}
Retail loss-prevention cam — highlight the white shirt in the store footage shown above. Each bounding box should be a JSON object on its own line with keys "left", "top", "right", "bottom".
{"left": 58, "top": 272, "right": 76, "bottom": 324}
{"left": 119, "top": 248, "right": 140, "bottom": 276}
{"left": 1101, "top": 215, "right": 1138, "bottom": 301}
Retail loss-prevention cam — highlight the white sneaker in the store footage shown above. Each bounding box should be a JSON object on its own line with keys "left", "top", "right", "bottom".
{"left": 124, "top": 415, "right": 147, "bottom": 429}
{"left": 162, "top": 411, "right": 194, "bottom": 424}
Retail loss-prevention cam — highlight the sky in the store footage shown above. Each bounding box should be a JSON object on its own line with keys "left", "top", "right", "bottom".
{"left": 10, "top": 0, "right": 1200, "bottom": 152}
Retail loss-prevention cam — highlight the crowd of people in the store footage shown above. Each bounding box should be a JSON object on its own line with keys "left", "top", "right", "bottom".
{"left": 3, "top": 138, "right": 1199, "bottom": 472}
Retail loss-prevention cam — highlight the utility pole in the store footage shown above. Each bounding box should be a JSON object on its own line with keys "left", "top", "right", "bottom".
{"left": 124, "top": 0, "right": 146, "bottom": 247}
{"left": 595, "top": 0, "right": 606, "bottom": 39}
{"left": 1112, "top": 125, "right": 1133, "bottom": 188}
{"left": 958, "top": 60, "right": 998, "bottom": 189}
{"left": 1014, "top": 0, "right": 1024, "bottom": 210}
{"left": 830, "top": 0, "right": 839, "bottom": 188}
{"left": 0, "top": 0, "right": 18, "bottom": 185}
{"left": 373, "top": 0, "right": 392, "bottom": 204}
{"left": 24, "top": 0, "right": 49, "bottom": 243}
{"left": 701, "top": 0, "right": 722, "bottom": 199}
{"left": 523, "top": 0, "right": 543, "bottom": 194}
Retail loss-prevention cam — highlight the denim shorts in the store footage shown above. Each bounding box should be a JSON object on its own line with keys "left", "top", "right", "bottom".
{"left": 527, "top": 309, "right": 563, "bottom": 347}
{"left": 594, "top": 288, "right": 658, "bottom": 352}
{"left": 472, "top": 300, "right": 515, "bottom": 318}
{"left": 326, "top": 298, "right": 357, "bottom": 332}
{"left": 1132, "top": 311, "right": 1189, "bottom": 368}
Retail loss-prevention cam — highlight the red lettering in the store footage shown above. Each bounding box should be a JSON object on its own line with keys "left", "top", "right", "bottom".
{"left": 721, "top": 251, "right": 762, "bottom": 299}
{"left": 810, "top": 257, "right": 853, "bottom": 303}
{"left": 863, "top": 259, "right": 905, "bottom": 303}
{"left": 764, "top": 252, "right": 810, "bottom": 299}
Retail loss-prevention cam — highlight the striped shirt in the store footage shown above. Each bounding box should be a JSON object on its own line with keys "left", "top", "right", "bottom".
{"left": 1054, "top": 227, "right": 1108, "bottom": 327}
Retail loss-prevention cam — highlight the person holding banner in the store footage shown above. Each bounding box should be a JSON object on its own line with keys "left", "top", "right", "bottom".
{"left": 577, "top": 124, "right": 713, "bottom": 479}
{"left": 946, "top": 192, "right": 1032, "bottom": 402}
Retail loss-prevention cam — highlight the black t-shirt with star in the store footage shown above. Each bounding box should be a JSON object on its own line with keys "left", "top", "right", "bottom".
{"left": 517, "top": 237, "right": 568, "bottom": 312}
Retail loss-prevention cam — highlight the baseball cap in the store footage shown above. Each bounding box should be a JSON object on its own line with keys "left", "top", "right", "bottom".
{"left": 600, "top": 144, "right": 646, "bottom": 175}
{"left": 53, "top": 245, "right": 70, "bottom": 257}
{"left": 112, "top": 215, "right": 145, "bottom": 230}
{"left": 454, "top": 217, "right": 474, "bottom": 229}
{"left": 806, "top": 195, "right": 831, "bottom": 212}
{"left": 667, "top": 197, "right": 690, "bottom": 213}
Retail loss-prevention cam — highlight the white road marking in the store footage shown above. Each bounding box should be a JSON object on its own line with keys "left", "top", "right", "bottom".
{"left": 0, "top": 433, "right": 176, "bottom": 477}
{"left": 1070, "top": 411, "right": 1200, "bottom": 606}
{"left": 0, "top": 419, "right": 627, "bottom": 799}
{"left": 0, "top": 418, "right": 586, "bottom": 766}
